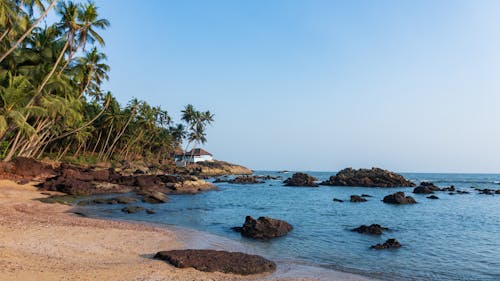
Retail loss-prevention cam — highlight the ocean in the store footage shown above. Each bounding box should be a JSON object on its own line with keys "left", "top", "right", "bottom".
{"left": 76, "top": 171, "right": 500, "bottom": 281}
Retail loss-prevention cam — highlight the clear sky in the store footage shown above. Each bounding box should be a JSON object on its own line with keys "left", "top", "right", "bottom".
{"left": 93, "top": 0, "right": 500, "bottom": 173}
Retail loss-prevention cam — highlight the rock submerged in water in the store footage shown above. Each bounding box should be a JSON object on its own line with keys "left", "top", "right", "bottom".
{"left": 233, "top": 216, "right": 293, "bottom": 239}
{"left": 121, "top": 206, "right": 145, "bottom": 213}
{"left": 320, "top": 167, "right": 415, "bottom": 187}
{"left": 350, "top": 195, "right": 367, "bottom": 202}
{"left": 427, "top": 195, "right": 439, "bottom": 199}
{"left": 284, "top": 173, "right": 318, "bottom": 187}
{"left": 371, "top": 239, "right": 401, "bottom": 249}
{"left": 352, "top": 224, "right": 388, "bottom": 235}
{"left": 413, "top": 182, "right": 440, "bottom": 194}
{"left": 383, "top": 192, "right": 417, "bottom": 204}
{"left": 154, "top": 249, "right": 276, "bottom": 275}
{"left": 139, "top": 190, "right": 168, "bottom": 204}
{"left": 333, "top": 198, "right": 344, "bottom": 203}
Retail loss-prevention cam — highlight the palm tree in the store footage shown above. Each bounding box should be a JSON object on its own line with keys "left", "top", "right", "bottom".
{"left": 0, "top": 0, "right": 58, "bottom": 63}
{"left": 72, "top": 47, "right": 109, "bottom": 98}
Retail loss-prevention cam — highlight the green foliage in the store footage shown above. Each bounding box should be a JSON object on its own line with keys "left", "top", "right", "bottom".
{"left": 0, "top": 0, "right": 214, "bottom": 164}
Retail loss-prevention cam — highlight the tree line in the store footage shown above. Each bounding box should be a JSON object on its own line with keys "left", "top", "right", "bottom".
{"left": 0, "top": 0, "right": 213, "bottom": 164}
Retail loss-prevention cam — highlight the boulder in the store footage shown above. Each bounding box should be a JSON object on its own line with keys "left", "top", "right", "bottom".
{"left": 333, "top": 198, "right": 344, "bottom": 203}
{"left": 320, "top": 168, "right": 415, "bottom": 187}
{"left": 228, "top": 175, "right": 263, "bottom": 184}
{"left": 352, "top": 224, "right": 388, "bottom": 235}
{"left": 361, "top": 194, "right": 373, "bottom": 197}
{"left": 233, "top": 216, "right": 293, "bottom": 239}
{"left": 371, "top": 238, "right": 401, "bottom": 249}
{"left": 140, "top": 191, "right": 168, "bottom": 204}
{"left": 427, "top": 195, "right": 439, "bottom": 199}
{"left": 284, "top": 173, "right": 318, "bottom": 187}
{"left": 350, "top": 195, "right": 367, "bottom": 202}
{"left": 441, "top": 185, "right": 456, "bottom": 192}
{"left": 382, "top": 192, "right": 417, "bottom": 204}
{"left": 413, "top": 185, "right": 435, "bottom": 194}
{"left": 154, "top": 249, "right": 276, "bottom": 275}
{"left": 121, "top": 206, "right": 145, "bottom": 213}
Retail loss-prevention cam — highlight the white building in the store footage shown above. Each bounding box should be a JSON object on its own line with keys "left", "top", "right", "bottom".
{"left": 175, "top": 148, "right": 213, "bottom": 165}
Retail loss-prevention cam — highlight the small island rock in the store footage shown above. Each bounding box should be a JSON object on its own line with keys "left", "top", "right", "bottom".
{"left": 352, "top": 224, "right": 388, "bottom": 235}
{"left": 383, "top": 192, "right": 417, "bottom": 204}
{"left": 371, "top": 238, "right": 402, "bottom": 249}
{"left": 233, "top": 216, "right": 293, "bottom": 239}
{"left": 284, "top": 173, "right": 318, "bottom": 187}
{"left": 320, "top": 167, "right": 415, "bottom": 187}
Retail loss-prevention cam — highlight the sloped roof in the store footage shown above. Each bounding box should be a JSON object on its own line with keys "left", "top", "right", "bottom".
{"left": 176, "top": 148, "right": 213, "bottom": 157}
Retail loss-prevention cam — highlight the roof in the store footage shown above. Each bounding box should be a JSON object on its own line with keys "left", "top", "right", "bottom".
{"left": 175, "top": 148, "right": 213, "bottom": 157}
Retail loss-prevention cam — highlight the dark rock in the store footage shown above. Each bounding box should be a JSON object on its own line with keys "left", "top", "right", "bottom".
{"left": 146, "top": 209, "right": 156, "bottom": 214}
{"left": 351, "top": 224, "right": 388, "bottom": 235}
{"left": 361, "top": 194, "right": 373, "bottom": 197}
{"left": 320, "top": 167, "right": 415, "bottom": 187}
{"left": 477, "top": 188, "right": 495, "bottom": 195}
{"left": 9, "top": 157, "right": 54, "bottom": 178}
{"left": 382, "top": 192, "right": 417, "bottom": 204}
{"left": 427, "top": 195, "right": 439, "bottom": 199}
{"left": 496, "top": 190, "right": 500, "bottom": 194}
{"left": 441, "top": 185, "right": 456, "bottom": 192}
{"left": 228, "top": 175, "right": 263, "bottom": 184}
{"left": 333, "top": 198, "right": 344, "bottom": 203}
{"left": 235, "top": 216, "right": 293, "bottom": 239}
{"left": 121, "top": 206, "right": 145, "bottom": 213}
{"left": 456, "top": 190, "right": 470, "bottom": 194}
{"left": 140, "top": 190, "right": 168, "bottom": 204}
{"left": 154, "top": 249, "right": 276, "bottom": 275}
{"left": 371, "top": 239, "right": 401, "bottom": 249}
{"left": 413, "top": 184, "right": 435, "bottom": 194}
{"left": 418, "top": 182, "right": 441, "bottom": 191}
{"left": 350, "top": 195, "right": 367, "bottom": 202}
{"left": 284, "top": 173, "right": 318, "bottom": 187}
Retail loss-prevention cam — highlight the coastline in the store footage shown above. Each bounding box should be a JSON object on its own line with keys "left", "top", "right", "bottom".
{"left": 0, "top": 180, "right": 370, "bottom": 281}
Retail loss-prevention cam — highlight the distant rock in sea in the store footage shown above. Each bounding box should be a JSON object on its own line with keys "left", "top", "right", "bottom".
{"left": 371, "top": 238, "right": 402, "bottom": 249}
{"left": 283, "top": 172, "right": 318, "bottom": 187}
{"left": 233, "top": 216, "right": 293, "bottom": 239}
{"left": 320, "top": 167, "right": 415, "bottom": 187}
{"left": 352, "top": 224, "right": 388, "bottom": 235}
{"left": 383, "top": 192, "right": 417, "bottom": 204}
{"left": 228, "top": 175, "right": 264, "bottom": 184}
{"left": 350, "top": 195, "right": 368, "bottom": 202}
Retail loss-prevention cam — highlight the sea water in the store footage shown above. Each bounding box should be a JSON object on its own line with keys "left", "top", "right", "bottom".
{"left": 77, "top": 171, "right": 500, "bottom": 281}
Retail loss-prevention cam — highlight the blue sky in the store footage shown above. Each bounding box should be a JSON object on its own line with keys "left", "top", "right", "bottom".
{"left": 92, "top": 0, "right": 500, "bottom": 173}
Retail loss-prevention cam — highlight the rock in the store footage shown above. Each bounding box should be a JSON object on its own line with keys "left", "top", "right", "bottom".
{"left": 283, "top": 173, "right": 318, "bottom": 187}
{"left": 333, "top": 198, "right": 344, "bottom": 203}
{"left": 413, "top": 186, "right": 434, "bottom": 194}
{"left": 140, "top": 191, "right": 168, "bottom": 204}
{"left": 8, "top": 157, "right": 54, "bottom": 178}
{"left": 350, "top": 195, "right": 367, "bottom": 202}
{"left": 371, "top": 239, "right": 401, "bottom": 249}
{"left": 361, "top": 194, "right": 373, "bottom": 197}
{"left": 121, "top": 206, "right": 145, "bottom": 213}
{"left": 235, "top": 216, "right": 293, "bottom": 239}
{"left": 256, "top": 175, "right": 282, "bottom": 180}
{"left": 477, "top": 188, "right": 495, "bottom": 195}
{"left": 154, "top": 249, "right": 276, "bottom": 275}
{"left": 228, "top": 175, "right": 263, "bottom": 184}
{"left": 496, "top": 190, "right": 500, "bottom": 194}
{"left": 382, "top": 192, "right": 417, "bottom": 204}
{"left": 320, "top": 167, "right": 415, "bottom": 187}
{"left": 441, "top": 185, "right": 456, "bottom": 192}
{"left": 427, "top": 195, "right": 439, "bottom": 199}
{"left": 352, "top": 224, "right": 388, "bottom": 235}
{"left": 456, "top": 190, "right": 470, "bottom": 194}
{"left": 146, "top": 209, "right": 156, "bottom": 214}
{"left": 187, "top": 160, "right": 253, "bottom": 177}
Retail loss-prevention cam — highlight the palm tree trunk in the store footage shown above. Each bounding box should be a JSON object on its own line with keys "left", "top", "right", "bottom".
{"left": 0, "top": 0, "right": 59, "bottom": 63}
{"left": 4, "top": 130, "right": 22, "bottom": 161}
{"left": 0, "top": 28, "right": 11, "bottom": 43}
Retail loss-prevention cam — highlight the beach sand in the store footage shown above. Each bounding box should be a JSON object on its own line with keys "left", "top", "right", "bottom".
{"left": 0, "top": 180, "right": 368, "bottom": 281}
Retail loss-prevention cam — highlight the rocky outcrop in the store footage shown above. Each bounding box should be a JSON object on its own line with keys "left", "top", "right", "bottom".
{"left": 284, "top": 173, "right": 318, "bottom": 187}
{"left": 78, "top": 196, "right": 137, "bottom": 205}
{"left": 138, "top": 190, "right": 168, "bottom": 204}
{"left": 371, "top": 239, "right": 401, "bottom": 249}
{"left": 382, "top": 192, "right": 417, "bottom": 204}
{"left": 350, "top": 195, "right": 367, "bottom": 202}
{"left": 233, "top": 216, "right": 293, "bottom": 239}
{"left": 154, "top": 249, "right": 276, "bottom": 275}
{"left": 352, "top": 224, "right": 388, "bottom": 235}
{"left": 320, "top": 168, "right": 415, "bottom": 187}
{"left": 228, "top": 175, "right": 263, "bottom": 184}
{"left": 188, "top": 160, "right": 252, "bottom": 177}
{"left": 427, "top": 195, "right": 439, "bottom": 199}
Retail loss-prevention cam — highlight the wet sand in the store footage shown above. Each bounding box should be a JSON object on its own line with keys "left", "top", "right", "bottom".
{"left": 0, "top": 180, "right": 369, "bottom": 281}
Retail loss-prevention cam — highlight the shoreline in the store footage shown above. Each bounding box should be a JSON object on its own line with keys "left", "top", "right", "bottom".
{"left": 0, "top": 180, "right": 370, "bottom": 281}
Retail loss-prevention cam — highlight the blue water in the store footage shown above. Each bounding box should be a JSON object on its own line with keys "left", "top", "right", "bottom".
{"left": 78, "top": 171, "right": 500, "bottom": 281}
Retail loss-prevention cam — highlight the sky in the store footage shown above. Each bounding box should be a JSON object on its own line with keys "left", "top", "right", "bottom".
{"left": 88, "top": 0, "right": 500, "bottom": 173}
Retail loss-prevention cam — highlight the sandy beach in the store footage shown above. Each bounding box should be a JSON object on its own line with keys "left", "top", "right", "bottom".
{"left": 0, "top": 180, "right": 370, "bottom": 281}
